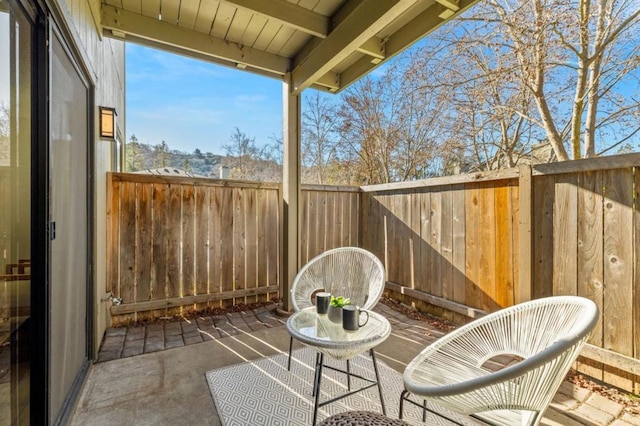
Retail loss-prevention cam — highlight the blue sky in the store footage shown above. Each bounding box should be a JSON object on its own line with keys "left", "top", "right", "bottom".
{"left": 126, "top": 43, "right": 287, "bottom": 155}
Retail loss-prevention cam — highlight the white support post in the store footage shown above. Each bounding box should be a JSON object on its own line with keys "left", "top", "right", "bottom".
{"left": 282, "top": 73, "right": 301, "bottom": 312}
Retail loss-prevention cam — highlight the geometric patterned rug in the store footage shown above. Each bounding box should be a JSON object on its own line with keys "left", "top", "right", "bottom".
{"left": 206, "top": 347, "right": 478, "bottom": 425}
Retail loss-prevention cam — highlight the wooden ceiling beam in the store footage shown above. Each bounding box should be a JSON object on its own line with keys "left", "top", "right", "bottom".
{"left": 357, "top": 37, "right": 385, "bottom": 63}
{"left": 219, "top": 0, "right": 329, "bottom": 38}
{"left": 337, "top": 0, "right": 478, "bottom": 92}
{"left": 291, "top": 0, "right": 418, "bottom": 94}
{"left": 101, "top": 5, "right": 290, "bottom": 75}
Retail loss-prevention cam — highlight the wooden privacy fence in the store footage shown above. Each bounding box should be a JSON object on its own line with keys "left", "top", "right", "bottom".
{"left": 106, "top": 173, "right": 282, "bottom": 324}
{"left": 107, "top": 153, "right": 640, "bottom": 392}
{"left": 106, "top": 175, "right": 361, "bottom": 325}
{"left": 360, "top": 153, "right": 640, "bottom": 393}
{"left": 300, "top": 184, "right": 361, "bottom": 265}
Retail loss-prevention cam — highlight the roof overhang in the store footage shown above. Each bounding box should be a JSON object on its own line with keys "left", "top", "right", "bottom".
{"left": 101, "top": 0, "right": 479, "bottom": 94}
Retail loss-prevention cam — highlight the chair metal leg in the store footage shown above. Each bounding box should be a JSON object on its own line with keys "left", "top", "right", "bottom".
{"left": 287, "top": 336, "right": 294, "bottom": 371}
{"left": 399, "top": 390, "right": 407, "bottom": 420}
{"left": 346, "top": 360, "right": 351, "bottom": 391}
{"left": 370, "top": 349, "right": 386, "bottom": 415}
{"left": 312, "top": 353, "right": 324, "bottom": 426}
{"left": 422, "top": 399, "right": 427, "bottom": 422}
{"left": 312, "top": 352, "right": 321, "bottom": 397}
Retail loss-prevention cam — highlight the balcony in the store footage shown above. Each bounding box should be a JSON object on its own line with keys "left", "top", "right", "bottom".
{"left": 68, "top": 153, "right": 640, "bottom": 424}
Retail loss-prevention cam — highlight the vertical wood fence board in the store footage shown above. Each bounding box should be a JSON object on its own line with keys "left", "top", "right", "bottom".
{"left": 451, "top": 185, "right": 466, "bottom": 308}
{"left": 210, "top": 187, "right": 223, "bottom": 306}
{"left": 219, "top": 188, "right": 234, "bottom": 307}
{"left": 380, "top": 194, "right": 392, "bottom": 282}
{"left": 400, "top": 192, "right": 413, "bottom": 290}
{"left": 107, "top": 177, "right": 120, "bottom": 294}
{"left": 166, "top": 185, "right": 183, "bottom": 316}
{"left": 577, "top": 170, "right": 605, "bottom": 381}
{"left": 257, "top": 189, "right": 268, "bottom": 302}
{"left": 307, "top": 191, "right": 319, "bottom": 262}
{"left": 430, "top": 189, "right": 443, "bottom": 300}
{"left": 419, "top": 191, "right": 432, "bottom": 295}
{"left": 510, "top": 181, "right": 520, "bottom": 307}
{"left": 494, "top": 182, "right": 514, "bottom": 307}
{"left": 151, "top": 184, "right": 168, "bottom": 317}
{"left": 440, "top": 188, "right": 454, "bottom": 320}
{"left": 329, "top": 191, "right": 339, "bottom": 249}
{"left": 360, "top": 192, "right": 370, "bottom": 249}
{"left": 233, "top": 188, "right": 246, "bottom": 305}
{"left": 410, "top": 191, "right": 422, "bottom": 291}
{"left": 347, "top": 192, "right": 356, "bottom": 246}
{"left": 119, "top": 182, "right": 137, "bottom": 306}
{"left": 603, "top": 168, "right": 634, "bottom": 389}
{"left": 479, "top": 182, "right": 497, "bottom": 311}
{"left": 135, "top": 183, "right": 152, "bottom": 304}
{"left": 195, "top": 186, "right": 210, "bottom": 310}
{"left": 465, "top": 184, "right": 483, "bottom": 310}
{"left": 516, "top": 165, "right": 532, "bottom": 304}
{"left": 634, "top": 169, "right": 640, "bottom": 393}
{"left": 340, "top": 192, "right": 348, "bottom": 246}
{"left": 319, "top": 192, "right": 327, "bottom": 255}
{"left": 300, "top": 190, "right": 310, "bottom": 265}
{"left": 553, "top": 175, "right": 579, "bottom": 296}
{"left": 376, "top": 194, "right": 395, "bottom": 281}
{"left": 245, "top": 188, "right": 258, "bottom": 304}
{"left": 267, "top": 188, "right": 280, "bottom": 299}
{"left": 532, "top": 175, "right": 555, "bottom": 299}
{"left": 182, "top": 185, "right": 196, "bottom": 298}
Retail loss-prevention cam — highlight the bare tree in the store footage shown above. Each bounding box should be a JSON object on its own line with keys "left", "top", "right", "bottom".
{"left": 337, "top": 59, "right": 451, "bottom": 184}
{"left": 222, "top": 127, "right": 280, "bottom": 181}
{"left": 475, "top": 0, "right": 640, "bottom": 160}
{"left": 302, "top": 92, "right": 341, "bottom": 184}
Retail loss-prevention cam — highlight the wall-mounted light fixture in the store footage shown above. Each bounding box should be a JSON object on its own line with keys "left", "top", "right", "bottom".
{"left": 99, "top": 106, "right": 117, "bottom": 139}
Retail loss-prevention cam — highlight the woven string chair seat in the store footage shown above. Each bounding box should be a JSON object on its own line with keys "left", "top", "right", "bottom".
{"left": 318, "top": 410, "right": 408, "bottom": 426}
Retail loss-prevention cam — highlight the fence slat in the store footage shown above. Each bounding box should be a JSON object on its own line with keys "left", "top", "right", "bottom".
{"left": 245, "top": 188, "right": 258, "bottom": 304}
{"left": 554, "top": 175, "right": 579, "bottom": 296}
{"left": 182, "top": 185, "right": 195, "bottom": 299}
{"left": 577, "top": 170, "right": 605, "bottom": 381}
{"left": 440, "top": 188, "right": 454, "bottom": 321}
{"left": 603, "top": 168, "right": 634, "bottom": 389}
{"left": 151, "top": 184, "right": 168, "bottom": 318}
{"left": 494, "top": 181, "right": 514, "bottom": 307}
{"left": 136, "top": 183, "right": 152, "bottom": 306}
{"left": 167, "top": 185, "right": 182, "bottom": 314}
{"left": 195, "top": 186, "right": 209, "bottom": 311}
{"left": 533, "top": 175, "right": 555, "bottom": 299}
{"left": 119, "top": 182, "right": 136, "bottom": 308}
{"left": 452, "top": 185, "right": 467, "bottom": 324}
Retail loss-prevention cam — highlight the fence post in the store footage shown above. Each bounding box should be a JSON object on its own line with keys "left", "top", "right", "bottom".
{"left": 517, "top": 165, "right": 533, "bottom": 303}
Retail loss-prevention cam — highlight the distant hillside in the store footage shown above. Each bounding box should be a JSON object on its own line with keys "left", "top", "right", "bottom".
{"left": 125, "top": 141, "right": 224, "bottom": 177}
{"left": 125, "top": 139, "right": 282, "bottom": 182}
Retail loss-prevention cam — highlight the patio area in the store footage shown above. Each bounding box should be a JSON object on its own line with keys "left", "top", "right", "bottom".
{"left": 71, "top": 302, "right": 640, "bottom": 426}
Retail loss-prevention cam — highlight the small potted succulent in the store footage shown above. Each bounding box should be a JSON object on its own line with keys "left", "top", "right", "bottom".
{"left": 328, "top": 296, "right": 351, "bottom": 323}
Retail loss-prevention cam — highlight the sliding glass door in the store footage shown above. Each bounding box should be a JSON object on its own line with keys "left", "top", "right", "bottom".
{"left": 0, "top": 1, "right": 33, "bottom": 424}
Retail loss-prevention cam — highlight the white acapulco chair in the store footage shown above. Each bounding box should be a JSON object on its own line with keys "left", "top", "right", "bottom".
{"left": 287, "top": 247, "right": 386, "bottom": 371}
{"left": 399, "top": 296, "right": 599, "bottom": 426}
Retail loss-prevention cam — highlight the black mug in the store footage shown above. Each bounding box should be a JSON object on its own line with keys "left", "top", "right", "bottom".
{"left": 315, "top": 292, "right": 331, "bottom": 315}
{"left": 342, "top": 305, "right": 369, "bottom": 331}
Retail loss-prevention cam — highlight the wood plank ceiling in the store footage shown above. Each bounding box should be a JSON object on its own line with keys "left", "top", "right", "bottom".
{"left": 101, "top": 0, "right": 478, "bottom": 94}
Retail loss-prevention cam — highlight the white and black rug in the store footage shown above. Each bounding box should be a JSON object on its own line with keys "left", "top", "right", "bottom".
{"left": 205, "top": 348, "right": 476, "bottom": 425}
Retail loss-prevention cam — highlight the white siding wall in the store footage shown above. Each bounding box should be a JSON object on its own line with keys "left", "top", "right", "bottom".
{"left": 54, "top": 0, "right": 125, "bottom": 355}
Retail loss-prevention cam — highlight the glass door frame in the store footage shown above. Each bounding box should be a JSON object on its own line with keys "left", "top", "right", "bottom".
{"left": 23, "top": 0, "right": 96, "bottom": 423}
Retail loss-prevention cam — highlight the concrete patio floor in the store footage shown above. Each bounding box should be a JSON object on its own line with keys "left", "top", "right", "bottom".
{"left": 71, "top": 304, "right": 640, "bottom": 426}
